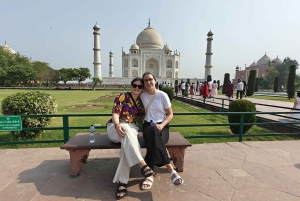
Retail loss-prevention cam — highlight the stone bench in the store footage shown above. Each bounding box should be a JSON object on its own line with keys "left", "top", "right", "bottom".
{"left": 60, "top": 132, "right": 192, "bottom": 177}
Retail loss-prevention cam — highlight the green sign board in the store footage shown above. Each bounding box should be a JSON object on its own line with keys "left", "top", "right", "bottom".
{"left": 0, "top": 116, "right": 22, "bottom": 131}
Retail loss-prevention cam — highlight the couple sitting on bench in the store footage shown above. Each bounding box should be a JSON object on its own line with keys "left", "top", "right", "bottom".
{"left": 106, "top": 73, "right": 184, "bottom": 200}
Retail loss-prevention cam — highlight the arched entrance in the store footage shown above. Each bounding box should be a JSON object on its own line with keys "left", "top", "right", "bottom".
{"left": 145, "top": 58, "right": 159, "bottom": 77}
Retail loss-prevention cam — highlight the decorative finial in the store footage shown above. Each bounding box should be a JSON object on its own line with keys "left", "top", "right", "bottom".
{"left": 148, "top": 18, "right": 150, "bottom": 26}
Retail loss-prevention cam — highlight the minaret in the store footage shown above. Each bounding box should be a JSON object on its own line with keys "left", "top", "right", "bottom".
{"left": 204, "top": 30, "right": 213, "bottom": 79}
{"left": 93, "top": 23, "right": 101, "bottom": 79}
{"left": 109, "top": 51, "right": 114, "bottom": 77}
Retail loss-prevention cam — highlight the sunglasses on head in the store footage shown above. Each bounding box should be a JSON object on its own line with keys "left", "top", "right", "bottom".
{"left": 131, "top": 83, "right": 143, "bottom": 89}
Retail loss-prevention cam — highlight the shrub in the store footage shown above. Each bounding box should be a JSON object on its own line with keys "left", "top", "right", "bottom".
{"left": 228, "top": 99, "right": 256, "bottom": 134}
{"left": 1, "top": 91, "right": 58, "bottom": 140}
{"left": 161, "top": 86, "right": 174, "bottom": 101}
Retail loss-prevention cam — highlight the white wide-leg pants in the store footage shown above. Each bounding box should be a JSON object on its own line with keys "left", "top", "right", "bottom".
{"left": 107, "top": 123, "right": 144, "bottom": 183}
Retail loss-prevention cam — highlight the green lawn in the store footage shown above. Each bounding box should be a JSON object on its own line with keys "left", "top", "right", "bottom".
{"left": 0, "top": 89, "right": 296, "bottom": 148}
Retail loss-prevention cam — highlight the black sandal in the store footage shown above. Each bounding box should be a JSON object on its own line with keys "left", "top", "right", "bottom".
{"left": 116, "top": 183, "right": 127, "bottom": 200}
{"left": 141, "top": 165, "right": 154, "bottom": 177}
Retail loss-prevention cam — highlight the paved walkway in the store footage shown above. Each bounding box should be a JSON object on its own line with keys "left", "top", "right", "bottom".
{"left": 1, "top": 141, "right": 300, "bottom": 201}
{"left": 176, "top": 93, "right": 298, "bottom": 123}
{"left": 1, "top": 95, "right": 300, "bottom": 201}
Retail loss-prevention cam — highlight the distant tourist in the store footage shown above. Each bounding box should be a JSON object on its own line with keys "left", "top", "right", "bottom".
{"left": 236, "top": 79, "right": 244, "bottom": 99}
{"left": 180, "top": 82, "right": 185, "bottom": 96}
{"left": 211, "top": 80, "right": 218, "bottom": 101}
{"left": 174, "top": 83, "right": 179, "bottom": 96}
{"left": 208, "top": 79, "right": 213, "bottom": 98}
{"left": 200, "top": 81, "right": 209, "bottom": 100}
{"left": 184, "top": 82, "right": 189, "bottom": 97}
{"left": 190, "top": 83, "right": 196, "bottom": 98}
{"left": 290, "top": 91, "right": 300, "bottom": 120}
{"left": 198, "top": 82, "right": 203, "bottom": 95}
{"left": 226, "top": 81, "right": 234, "bottom": 98}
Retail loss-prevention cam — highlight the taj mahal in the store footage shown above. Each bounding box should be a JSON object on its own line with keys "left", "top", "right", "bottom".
{"left": 93, "top": 20, "right": 213, "bottom": 85}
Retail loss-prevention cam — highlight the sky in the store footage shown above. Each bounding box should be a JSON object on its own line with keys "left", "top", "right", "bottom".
{"left": 1, "top": 0, "right": 300, "bottom": 83}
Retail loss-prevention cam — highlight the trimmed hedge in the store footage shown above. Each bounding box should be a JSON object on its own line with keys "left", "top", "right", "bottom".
{"left": 246, "top": 70, "right": 257, "bottom": 96}
{"left": 222, "top": 73, "right": 230, "bottom": 94}
{"left": 228, "top": 99, "right": 256, "bottom": 134}
{"left": 274, "top": 77, "right": 278, "bottom": 92}
{"left": 287, "top": 65, "right": 296, "bottom": 100}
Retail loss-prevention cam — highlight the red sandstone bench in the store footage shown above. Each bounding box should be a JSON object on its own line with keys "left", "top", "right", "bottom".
{"left": 60, "top": 132, "right": 192, "bottom": 177}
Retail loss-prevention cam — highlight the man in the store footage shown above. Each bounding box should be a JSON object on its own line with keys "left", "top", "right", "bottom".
{"left": 180, "top": 82, "right": 185, "bottom": 96}
{"left": 236, "top": 79, "right": 244, "bottom": 99}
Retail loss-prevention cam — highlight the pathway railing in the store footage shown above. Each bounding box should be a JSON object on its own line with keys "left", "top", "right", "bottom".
{"left": 1, "top": 110, "right": 300, "bottom": 146}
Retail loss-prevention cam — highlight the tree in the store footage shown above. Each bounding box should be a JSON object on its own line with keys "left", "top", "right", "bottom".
{"left": 275, "top": 57, "right": 298, "bottom": 87}
{"left": 6, "top": 64, "right": 35, "bottom": 86}
{"left": 73, "top": 67, "right": 91, "bottom": 89}
{"left": 257, "top": 77, "right": 269, "bottom": 89}
{"left": 287, "top": 65, "right": 296, "bottom": 100}
{"left": 246, "top": 70, "right": 257, "bottom": 96}
{"left": 274, "top": 77, "right": 278, "bottom": 92}
{"left": 59, "top": 68, "right": 74, "bottom": 86}
{"left": 266, "top": 66, "right": 279, "bottom": 85}
{"left": 92, "top": 77, "right": 102, "bottom": 91}
{"left": 222, "top": 73, "right": 230, "bottom": 94}
{"left": 32, "top": 61, "right": 54, "bottom": 85}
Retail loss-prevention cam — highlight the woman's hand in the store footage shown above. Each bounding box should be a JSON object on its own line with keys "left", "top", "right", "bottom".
{"left": 156, "top": 124, "right": 164, "bottom": 131}
{"left": 116, "top": 124, "right": 126, "bottom": 137}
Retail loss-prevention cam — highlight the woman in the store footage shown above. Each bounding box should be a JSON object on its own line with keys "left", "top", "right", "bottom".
{"left": 184, "top": 82, "right": 189, "bottom": 97}
{"left": 174, "top": 83, "right": 179, "bottom": 97}
{"left": 211, "top": 80, "right": 218, "bottom": 101}
{"left": 290, "top": 91, "right": 300, "bottom": 120}
{"left": 200, "top": 81, "right": 209, "bottom": 100}
{"left": 106, "top": 77, "right": 154, "bottom": 200}
{"left": 226, "top": 81, "right": 234, "bottom": 98}
{"left": 190, "top": 83, "right": 196, "bottom": 98}
{"left": 139, "top": 72, "right": 184, "bottom": 190}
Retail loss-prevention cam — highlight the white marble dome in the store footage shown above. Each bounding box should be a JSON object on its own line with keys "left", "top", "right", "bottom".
{"left": 130, "top": 43, "right": 139, "bottom": 50}
{"left": 164, "top": 44, "right": 172, "bottom": 51}
{"left": 136, "top": 25, "right": 162, "bottom": 49}
{"left": 257, "top": 53, "right": 272, "bottom": 65}
{"left": 2, "top": 42, "right": 16, "bottom": 54}
{"left": 274, "top": 56, "right": 282, "bottom": 64}
{"left": 249, "top": 60, "right": 257, "bottom": 67}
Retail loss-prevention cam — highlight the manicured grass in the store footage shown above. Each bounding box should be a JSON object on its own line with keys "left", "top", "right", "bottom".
{"left": 0, "top": 89, "right": 296, "bottom": 149}
{"left": 248, "top": 95, "right": 295, "bottom": 102}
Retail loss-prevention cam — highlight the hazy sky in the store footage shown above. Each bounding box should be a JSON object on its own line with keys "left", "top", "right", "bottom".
{"left": 1, "top": 0, "right": 300, "bottom": 82}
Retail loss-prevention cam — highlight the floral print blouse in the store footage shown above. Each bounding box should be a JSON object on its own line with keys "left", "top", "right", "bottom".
{"left": 107, "top": 92, "right": 145, "bottom": 126}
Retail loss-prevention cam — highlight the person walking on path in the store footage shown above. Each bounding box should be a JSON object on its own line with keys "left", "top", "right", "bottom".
{"left": 198, "top": 82, "right": 203, "bottom": 95}
{"left": 184, "top": 82, "right": 189, "bottom": 97}
{"left": 290, "top": 91, "right": 300, "bottom": 120}
{"left": 226, "top": 81, "right": 234, "bottom": 98}
{"left": 242, "top": 80, "right": 247, "bottom": 98}
{"left": 174, "top": 83, "right": 179, "bottom": 97}
{"left": 211, "top": 80, "right": 218, "bottom": 101}
{"left": 140, "top": 72, "right": 184, "bottom": 190}
{"left": 180, "top": 82, "right": 185, "bottom": 96}
{"left": 106, "top": 77, "right": 154, "bottom": 200}
{"left": 200, "top": 81, "right": 210, "bottom": 100}
{"left": 236, "top": 79, "right": 244, "bottom": 99}
{"left": 190, "top": 83, "right": 196, "bottom": 98}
